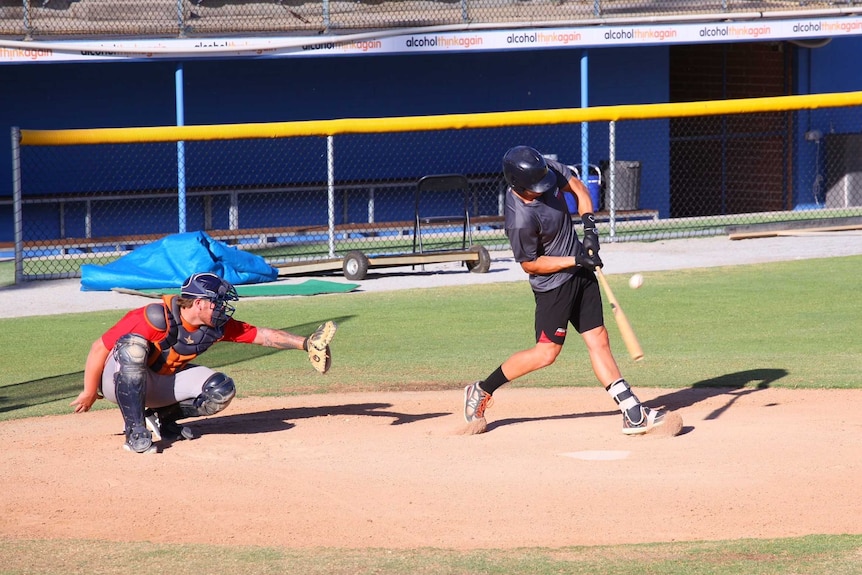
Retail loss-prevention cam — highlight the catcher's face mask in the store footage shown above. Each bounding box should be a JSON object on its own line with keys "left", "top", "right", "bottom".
{"left": 182, "top": 272, "right": 239, "bottom": 328}
{"left": 208, "top": 290, "right": 238, "bottom": 328}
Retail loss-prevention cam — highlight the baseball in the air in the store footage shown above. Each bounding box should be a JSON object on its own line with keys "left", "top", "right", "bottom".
{"left": 628, "top": 273, "right": 644, "bottom": 289}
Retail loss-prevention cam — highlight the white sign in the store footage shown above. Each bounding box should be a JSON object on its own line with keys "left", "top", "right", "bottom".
{"left": 0, "top": 16, "right": 858, "bottom": 64}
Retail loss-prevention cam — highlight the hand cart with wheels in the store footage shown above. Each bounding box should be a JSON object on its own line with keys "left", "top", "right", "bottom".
{"left": 275, "top": 174, "right": 492, "bottom": 281}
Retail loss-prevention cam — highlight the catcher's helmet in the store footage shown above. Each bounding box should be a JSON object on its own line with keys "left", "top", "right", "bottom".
{"left": 181, "top": 272, "right": 239, "bottom": 327}
{"left": 502, "top": 146, "right": 557, "bottom": 194}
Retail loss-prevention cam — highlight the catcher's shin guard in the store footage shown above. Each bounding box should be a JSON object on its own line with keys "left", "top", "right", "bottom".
{"left": 113, "top": 334, "right": 153, "bottom": 452}
{"left": 179, "top": 372, "right": 236, "bottom": 418}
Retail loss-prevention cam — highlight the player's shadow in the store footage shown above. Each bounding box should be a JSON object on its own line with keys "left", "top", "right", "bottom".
{"left": 184, "top": 402, "right": 450, "bottom": 437}
{"left": 485, "top": 368, "right": 786, "bottom": 433}
{"left": 648, "top": 368, "right": 785, "bottom": 420}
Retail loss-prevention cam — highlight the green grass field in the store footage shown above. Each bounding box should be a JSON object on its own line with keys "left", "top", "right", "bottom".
{"left": 1, "top": 255, "right": 860, "bottom": 574}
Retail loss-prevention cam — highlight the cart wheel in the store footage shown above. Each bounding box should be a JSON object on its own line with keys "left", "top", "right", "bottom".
{"left": 343, "top": 250, "right": 370, "bottom": 281}
{"left": 466, "top": 245, "right": 491, "bottom": 274}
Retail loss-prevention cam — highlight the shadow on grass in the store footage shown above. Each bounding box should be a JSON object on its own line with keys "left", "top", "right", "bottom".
{"left": 200, "top": 316, "right": 353, "bottom": 367}
{"left": 486, "top": 368, "right": 786, "bottom": 433}
{"left": 0, "top": 372, "right": 82, "bottom": 414}
{"left": 0, "top": 317, "right": 352, "bottom": 415}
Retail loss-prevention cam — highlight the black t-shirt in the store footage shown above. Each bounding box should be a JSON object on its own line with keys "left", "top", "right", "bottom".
{"left": 504, "top": 159, "right": 585, "bottom": 293}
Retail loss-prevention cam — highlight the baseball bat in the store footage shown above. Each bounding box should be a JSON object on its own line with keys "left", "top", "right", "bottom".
{"left": 595, "top": 267, "right": 644, "bottom": 361}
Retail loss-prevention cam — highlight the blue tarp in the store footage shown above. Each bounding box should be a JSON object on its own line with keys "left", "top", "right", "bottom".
{"left": 80, "top": 231, "right": 278, "bottom": 291}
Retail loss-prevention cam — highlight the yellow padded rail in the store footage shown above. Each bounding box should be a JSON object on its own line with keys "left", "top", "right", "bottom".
{"left": 19, "top": 91, "right": 862, "bottom": 146}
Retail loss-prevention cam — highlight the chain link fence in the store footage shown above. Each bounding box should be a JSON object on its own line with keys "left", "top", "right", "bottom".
{"left": 0, "top": 0, "right": 849, "bottom": 39}
{"left": 9, "top": 95, "right": 862, "bottom": 281}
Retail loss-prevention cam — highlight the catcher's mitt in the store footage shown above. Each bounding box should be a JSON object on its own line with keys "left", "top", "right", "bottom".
{"left": 305, "top": 321, "right": 337, "bottom": 374}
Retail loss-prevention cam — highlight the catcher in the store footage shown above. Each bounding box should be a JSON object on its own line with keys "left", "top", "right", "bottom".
{"left": 71, "top": 272, "right": 337, "bottom": 454}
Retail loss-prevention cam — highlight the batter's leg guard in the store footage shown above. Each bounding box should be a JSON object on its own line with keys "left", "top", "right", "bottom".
{"left": 179, "top": 372, "right": 236, "bottom": 419}
{"left": 113, "top": 334, "right": 155, "bottom": 454}
{"left": 605, "top": 378, "right": 642, "bottom": 422}
{"left": 606, "top": 378, "right": 667, "bottom": 435}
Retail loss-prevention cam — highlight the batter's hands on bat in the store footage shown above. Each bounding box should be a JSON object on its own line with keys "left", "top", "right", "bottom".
{"left": 581, "top": 213, "right": 600, "bottom": 257}
{"left": 576, "top": 247, "right": 603, "bottom": 271}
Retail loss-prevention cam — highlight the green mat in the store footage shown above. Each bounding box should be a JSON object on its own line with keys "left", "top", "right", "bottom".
{"left": 112, "top": 279, "right": 360, "bottom": 298}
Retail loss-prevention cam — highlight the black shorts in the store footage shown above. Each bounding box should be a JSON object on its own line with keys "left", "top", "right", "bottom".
{"left": 533, "top": 268, "right": 604, "bottom": 345}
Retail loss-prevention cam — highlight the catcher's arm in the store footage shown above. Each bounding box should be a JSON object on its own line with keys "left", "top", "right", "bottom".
{"left": 252, "top": 322, "right": 337, "bottom": 374}
{"left": 253, "top": 327, "right": 306, "bottom": 350}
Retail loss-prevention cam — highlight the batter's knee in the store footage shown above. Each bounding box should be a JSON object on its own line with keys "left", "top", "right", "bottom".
{"left": 180, "top": 372, "right": 236, "bottom": 417}
{"left": 533, "top": 343, "right": 562, "bottom": 368}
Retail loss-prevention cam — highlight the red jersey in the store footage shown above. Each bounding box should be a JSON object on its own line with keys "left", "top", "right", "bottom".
{"left": 101, "top": 296, "right": 257, "bottom": 374}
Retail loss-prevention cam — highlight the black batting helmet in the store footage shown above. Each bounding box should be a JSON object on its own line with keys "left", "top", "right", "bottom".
{"left": 502, "top": 146, "right": 557, "bottom": 194}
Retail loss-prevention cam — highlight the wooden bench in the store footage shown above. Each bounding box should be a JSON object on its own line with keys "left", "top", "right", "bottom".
{"left": 0, "top": 228, "right": 316, "bottom": 255}
{"left": 1, "top": 209, "right": 660, "bottom": 256}
{"left": 0, "top": 220, "right": 438, "bottom": 255}
{"left": 594, "top": 209, "right": 660, "bottom": 222}
{"left": 470, "top": 210, "right": 660, "bottom": 229}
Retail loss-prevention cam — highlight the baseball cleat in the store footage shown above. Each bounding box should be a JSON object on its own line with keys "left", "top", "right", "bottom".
{"left": 463, "top": 381, "right": 493, "bottom": 423}
{"left": 123, "top": 425, "right": 157, "bottom": 453}
{"left": 145, "top": 408, "right": 195, "bottom": 441}
{"left": 621, "top": 405, "right": 666, "bottom": 435}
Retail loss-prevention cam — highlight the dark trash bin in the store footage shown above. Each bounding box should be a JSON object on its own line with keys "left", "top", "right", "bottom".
{"left": 604, "top": 161, "right": 641, "bottom": 211}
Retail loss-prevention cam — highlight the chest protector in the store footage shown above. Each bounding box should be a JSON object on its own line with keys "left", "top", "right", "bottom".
{"left": 146, "top": 296, "right": 226, "bottom": 375}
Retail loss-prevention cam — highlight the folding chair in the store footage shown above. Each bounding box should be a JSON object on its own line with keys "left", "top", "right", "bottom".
{"left": 412, "top": 174, "right": 473, "bottom": 255}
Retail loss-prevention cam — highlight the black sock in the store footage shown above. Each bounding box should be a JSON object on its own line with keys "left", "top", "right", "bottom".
{"left": 480, "top": 366, "right": 509, "bottom": 395}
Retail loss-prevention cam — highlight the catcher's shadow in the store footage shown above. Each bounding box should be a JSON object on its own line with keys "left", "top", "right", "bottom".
{"left": 185, "top": 402, "right": 449, "bottom": 436}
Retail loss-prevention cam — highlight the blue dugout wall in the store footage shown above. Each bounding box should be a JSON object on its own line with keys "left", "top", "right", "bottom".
{"left": 792, "top": 37, "right": 862, "bottom": 207}
{"left": 0, "top": 47, "right": 668, "bottom": 242}
{"left": 3, "top": 37, "right": 862, "bottom": 242}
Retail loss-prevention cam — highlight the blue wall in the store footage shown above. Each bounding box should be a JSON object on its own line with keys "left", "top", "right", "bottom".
{"left": 9, "top": 37, "right": 862, "bottom": 240}
{"left": 792, "top": 37, "right": 862, "bottom": 206}
{"left": 806, "top": 36, "right": 862, "bottom": 136}
{"left": 0, "top": 46, "right": 669, "bottom": 240}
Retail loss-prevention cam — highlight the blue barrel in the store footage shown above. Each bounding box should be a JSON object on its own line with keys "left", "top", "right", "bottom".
{"left": 567, "top": 164, "right": 602, "bottom": 212}
{"left": 586, "top": 173, "right": 601, "bottom": 211}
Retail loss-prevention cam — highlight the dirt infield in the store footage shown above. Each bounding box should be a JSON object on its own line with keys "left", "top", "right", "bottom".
{"left": 1, "top": 386, "right": 859, "bottom": 549}
{"left": 2, "top": 233, "right": 861, "bottom": 549}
